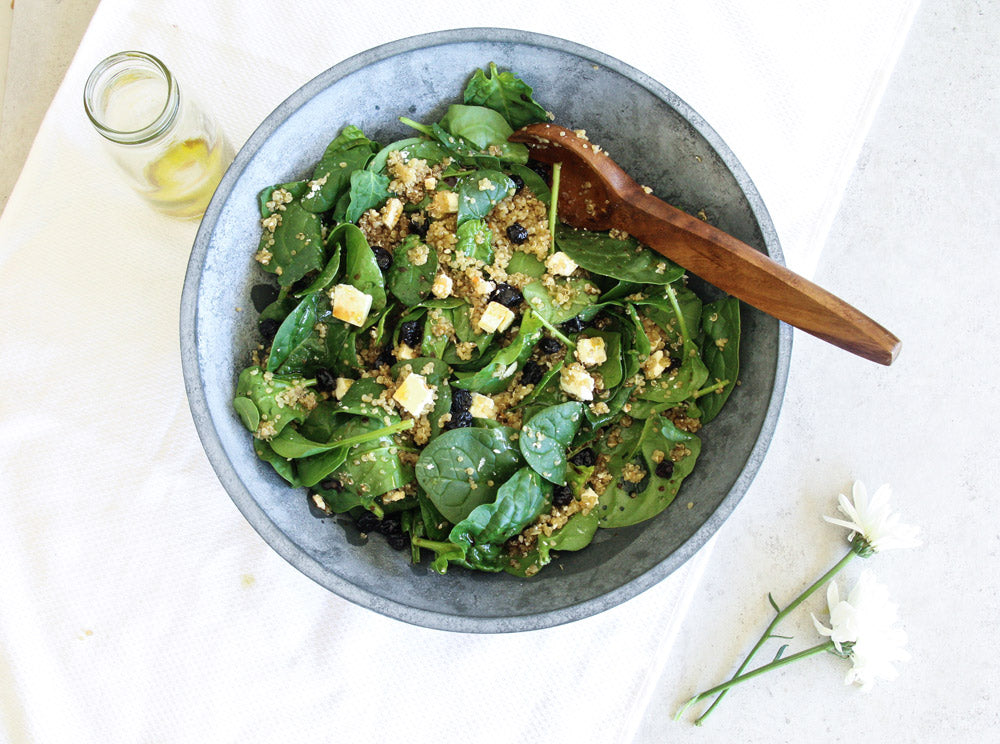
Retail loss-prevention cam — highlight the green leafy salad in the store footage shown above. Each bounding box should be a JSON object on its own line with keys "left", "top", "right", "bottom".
{"left": 233, "top": 63, "right": 740, "bottom": 577}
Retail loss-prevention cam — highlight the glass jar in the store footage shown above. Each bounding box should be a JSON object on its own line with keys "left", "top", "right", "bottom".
{"left": 83, "top": 51, "right": 233, "bottom": 219}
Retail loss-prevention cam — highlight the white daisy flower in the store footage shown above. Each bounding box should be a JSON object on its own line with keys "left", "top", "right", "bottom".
{"left": 812, "top": 570, "right": 910, "bottom": 691}
{"left": 824, "top": 481, "right": 921, "bottom": 556}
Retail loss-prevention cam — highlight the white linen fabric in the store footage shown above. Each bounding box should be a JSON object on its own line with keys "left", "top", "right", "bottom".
{"left": 0, "top": 1, "right": 917, "bottom": 742}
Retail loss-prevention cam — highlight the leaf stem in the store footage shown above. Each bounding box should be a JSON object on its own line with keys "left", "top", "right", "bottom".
{"left": 693, "top": 548, "right": 856, "bottom": 724}
{"left": 692, "top": 379, "right": 729, "bottom": 399}
{"left": 662, "top": 283, "right": 691, "bottom": 347}
{"left": 548, "top": 162, "right": 561, "bottom": 255}
{"left": 675, "top": 641, "right": 837, "bottom": 723}
{"left": 527, "top": 309, "right": 575, "bottom": 349}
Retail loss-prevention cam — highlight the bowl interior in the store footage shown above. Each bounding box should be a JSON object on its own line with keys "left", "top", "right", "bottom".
{"left": 181, "top": 29, "right": 790, "bottom": 633}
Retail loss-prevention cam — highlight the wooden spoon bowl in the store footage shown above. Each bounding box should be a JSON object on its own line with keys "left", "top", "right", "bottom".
{"left": 510, "top": 123, "right": 900, "bottom": 365}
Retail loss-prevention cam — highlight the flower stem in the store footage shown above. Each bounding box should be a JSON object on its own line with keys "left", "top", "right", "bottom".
{"left": 675, "top": 641, "right": 837, "bottom": 723}
{"left": 693, "top": 548, "right": 855, "bottom": 724}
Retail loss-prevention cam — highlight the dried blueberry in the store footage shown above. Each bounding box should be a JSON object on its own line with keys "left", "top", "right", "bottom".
{"left": 552, "top": 485, "right": 574, "bottom": 507}
{"left": 376, "top": 345, "right": 397, "bottom": 367}
{"left": 520, "top": 360, "right": 543, "bottom": 386}
{"left": 378, "top": 517, "right": 402, "bottom": 536}
{"left": 488, "top": 282, "right": 523, "bottom": 308}
{"left": 386, "top": 532, "right": 409, "bottom": 551}
{"left": 560, "top": 316, "right": 586, "bottom": 335}
{"left": 527, "top": 160, "right": 550, "bottom": 180}
{"left": 655, "top": 460, "right": 675, "bottom": 479}
{"left": 356, "top": 511, "right": 380, "bottom": 533}
{"left": 371, "top": 245, "right": 393, "bottom": 271}
{"left": 450, "top": 388, "right": 473, "bottom": 412}
{"left": 399, "top": 320, "right": 423, "bottom": 348}
{"left": 510, "top": 173, "right": 525, "bottom": 193}
{"left": 259, "top": 318, "right": 280, "bottom": 341}
{"left": 570, "top": 448, "right": 597, "bottom": 467}
{"left": 537, "top": 336, "right": 562, "bottom": 355}
{"left": 446, "top": 410, "right": 474, "bottom": 429}
{"left": 506, "top": 222, "right": 529, "bottom": 245}
{"left": 314, "top": 368, "right": 337, "bottom": 393}
{"left": 409, "top": 216, "right": 429, "bottom": 238}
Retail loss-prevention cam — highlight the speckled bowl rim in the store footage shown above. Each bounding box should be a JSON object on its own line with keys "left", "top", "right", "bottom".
{"left": 181, "top": 28, "right": 791, "bottom": 633}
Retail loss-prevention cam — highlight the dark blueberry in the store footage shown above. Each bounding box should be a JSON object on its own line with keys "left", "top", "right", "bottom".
{"left": 570, "top": 447, "right": 597, "bottom": 467}
{"left": 509, "top": 173, "right": 525, "bottom": 193}
{"left": 527, "top": 159, "right": 550, "bottom": 180}
{"left": 409, "top": 216, "right": 429, "bottom": 238}
{"left": 377, "top": 517, "right": 402, "bottom": 536}
{"left": 670, "top": 356, "right": 683, "bottom": 370}
{"left": 560, "top": 316, "right": 586, "bottom": 335}
{"left": 371, "top": 245, "right": 393, "bottom": 271}
{"left": 314, "top": 368, "right": 337, "bottom": 393}
{"left": 488, "top": 282, "right": 523, "bottom": 308}
{"left": 319, "top": 476, "right": 343, "bottom": 492}
{"left": 376, "top": 345, "right": 397, "bottom": 367}
{"left": 552, "top": 485, "right": 574, "bottom": 507}
{"left": 250, "top": 283, "right": 280, "bottom": 312}
{"left": 505, "top": 222, "right": 529, "bottom": 245}
{"left": 446, "top": 410, "right": 474, "bottom": 429}
{"left": 399, "top": 320, "right": 423, "bottom": 348}
{"left": 655, "top": 460, "right": 675, "bottom": 479}
{"left": 386, "top": 532, "right": 409, "bottom": 551}
{"left": 259, "top": 318, "right": 280, "bottom": 342}
{"left": 450, "top": 388, "right": 473, "bottom": 413}
{"left": 356, "top": 511, "right": 380, "bottom": 533}
{"left": 537, "top": 336, "right": 562, "bottom": 355}
{"left": 520, "top": 360, "right": 543, "bottom": 386}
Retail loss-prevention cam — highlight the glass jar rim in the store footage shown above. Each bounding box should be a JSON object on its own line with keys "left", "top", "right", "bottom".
{"left": 83, "top": 51, "right": 179, "bottom": 145}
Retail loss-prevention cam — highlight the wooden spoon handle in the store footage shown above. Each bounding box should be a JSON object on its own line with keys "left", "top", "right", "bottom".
{"left": 617, "top": 192, "right": 901, "bottom": 365}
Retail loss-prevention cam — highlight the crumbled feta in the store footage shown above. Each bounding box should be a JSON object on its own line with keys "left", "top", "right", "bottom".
{"left": 642, "top": 350, "right": 671, "bottom": 379}
{"left": 478, "top": 301, "right": 516, "bottom": 334}
{"left": 431, "top": 273, "right": 453, "bottom": 299}
{"left": 545, "top": 251, "right": 578, "bottom": 277}
{"left": 330, "top": 284, "right": 373, "bottom": 327}
{"left": 575, "top": 336, "right": 607, "bottom": 366}
{"left": 560, "top": 362, "right": 595, "bottom": 401}
{"left": 471, "top": 274, "right": 495, "bottom": 296}
{"left": 396, "top": 343, "right": 418, "bottom": 360}
{"left": 382, "top": 197, "right": 404, "bottom": 229}
{"left": 392, "top": 373, "right": 435, "bottom": 417}
{"left": 334, "top": 377, "right": 353, "bottom": 400}
{"left": 469, "top": 393, "right": 496, "bottom": 419}
{"left": 431, "top": 190, "right": 459, "bottom": 215}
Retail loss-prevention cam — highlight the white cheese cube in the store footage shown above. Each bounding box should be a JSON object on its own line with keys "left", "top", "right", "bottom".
{"left": 382, "top": 197, "right": 404, "bottom": 229}
{"left": 331, "top": 284, "right": 373, "bottom": 327}
{"left": 471, "top": 274, "right": 495, "bottom": 296}
{"left": 392, "top": 373, "right": 436, "bottom": 417}
{"left": 641, "top": 350, "right": 671, "bottom": 379}
{"left": 396, "top": 343, "right": 418, "bottom": 360}
{"left": 334, "top": 377, "right": 353, "bottom": 400}
{"left": 430, "top": 190, "right": 459, "bottom": 215}
{"left": 469, "top": 393, "right": 496, "bottom": 419}
{"left": 545, "top": 251, "right": 578, "bottom": 277}
{"left": 431, "top": 273, "right": 453, "bottom": 299}
{"left": 478, "top": 301, "right": 516, "bottom": 334}
{"left": 560, "top": 362, "right": 595, "bottom": 401}
{"left": 575, "top": 336, "right": 607, "bottom": 366}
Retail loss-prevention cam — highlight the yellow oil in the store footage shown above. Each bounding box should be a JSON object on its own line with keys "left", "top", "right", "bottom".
{"left": 143, "top": 137, "right": 229, "bottom": 219}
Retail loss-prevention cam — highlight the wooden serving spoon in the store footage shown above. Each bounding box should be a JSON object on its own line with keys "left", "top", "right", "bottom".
{"left": 509, "top": 123, "right": 900, "bottom": 365}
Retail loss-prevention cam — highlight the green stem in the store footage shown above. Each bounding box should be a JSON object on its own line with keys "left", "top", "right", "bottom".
{"left": 662, "top": 283, "right": 691, "bottom": 348}
{"left": 327, "top": 418, "right": 414, "bottom": 450}
{"left": 692, "top": 378, "right": 729, "bottom": 399}
{"left": 675, "top": 641, "right": 837, "bottom": 723}
{"left": 527, "top": 309, "right": 576, "bottom": 349}
{"left": 694, "top": 548, "right": 855, "bottom": 724}
{"left": 548, "top": 162, "right": 561, "bottom": 255}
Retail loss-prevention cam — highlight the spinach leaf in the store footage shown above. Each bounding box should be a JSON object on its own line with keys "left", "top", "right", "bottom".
{"left": 452, "top": 312, "right": 542, "bottom": 394}
{"left": 507, "top": 250, "right": 546, "bottom": 278}
{"left": 519, "top": 402, "right": 584, "bottom": 485}
{"left": 439, "top": 104, "right": 529, "bottom": 163}
{"left": 455, "top": 218, "right": 494, "bottom": 264}
{"left": 522, "top": 278, "right": 600, "bottom": 325}
{"left": 585, "top": 330, "right": 623, "bottom": 390}
{"left": 368, "top": 137, "right": 449, "bottom": 174}
{"left": 635, "top": 286, "right": 703, "bottom": 349}
{"left": 462, "top": 62, "right": 549, "bottom": 130}
{"left": 300, "top": 126, "right": 378, "bottom": 213}
{"left": 697, "top": 297, "right": 741, "bottom": 424}
{"left": 555, "top": 224, "right": 684, "bottom": 285}
{"left": 252, "top": 440, "right": 300, "bottom": 486}
{"left": 296, "top": 447, "right": 349, "bottom": 489}
{"left": 387, "top": 235, "right": 438, "bottom": 306}
{"left": 415, "top": 426, "right": 523, "bottom": 524}
{"left": 235, "top": 367, "right": 314, "bottom": 439}
{"left": 293, "top": 233, "right": 342, "bottom": 296}
{"left": 345, "top": 170, "right": 392, "bottom": 224}
{"left": 340, "top": 223, "right": 387, "bottom": 314}
{"left": 507, "top": 163, "right": 550, "bottom": 207}
{"left": 455, "top": 170, "right": 515, "bottom": 225}
{"left": 267, "top": 293, "right": 322, "bottom": 373}
{"left": 257, "top": 199, "right": 324, "bottom": 288}
{"left": 257, "top": 180, "right": 309, "bottom": 218}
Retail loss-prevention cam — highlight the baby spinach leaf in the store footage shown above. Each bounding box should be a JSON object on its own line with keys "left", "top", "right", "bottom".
{"left": 341, "top": 223, "right": 387, "bottom": 313}
{"left": 697, "top": 297, "right": 741, "bottom": 424}
{"left": 293, "top": 236, "right": 342, "bottom": 296}
{"left": 439, "top": 104, "right": 529, "bottom": 163}
{"left": 540, "top": 509, "right": 599, "bottom": 555}
{"left": 635, "top": 286, "right": 703, "bottom": 349}
{"left": 252, "top": 440, "right": 299, "bottom": 486}
{"left": 452, "top": 312, "right": 542, "bottom": 394}
{"left": 522, "top": 278, "right": 600, "bottom": 325}
{"left": 507, "top": 250, "right": 546, "bottom": 278}
{"left": 267, "top": 292, "right": 322, "bottom": 373}
{"left": 368, "top": 137, "right": 435, "bottom": 175}
{"left": 235, "top": 367, "right": 313, "bottom": 439}
{"left": 345, "top": 170, "right": 392, "bottom": 224}
{"left": 387, "top": 235, "right": 438, "bottom": 306}
{"left": 296, "top": 447, "right": 350, "bottom": 489}
{"left": 455, "top": 170, "right": 515, "bottom": 225}
{"left": 415, "top": 427, "right": 523, "bottom": 524}
{"left": 233, "top": 397, "right": 260, "bottom": 432}
{"left": 462, "top": 62, "right": 549, "bottom": 130}
{"left": 258, "top": 200, "right": 324, "bottom": 288}
{"left": 301, "top": 126, "right": 378, "bottom": 213}
{"left": 455, "top": 218, "right": 494, "bottom": 264}
{"left": 257, "top": 180, "right": 309, "bottom": 218}
{"left": 585, "top": 330, "right": 623, "bottom": 390}
{"left": 555, "top": 224, "right": 684, "bottom": 285}
{"left": 519, "top": 401, "right": 584, "bottom": 485}
{"left": 507, "top": 163, "right": 550, "bottom": 207}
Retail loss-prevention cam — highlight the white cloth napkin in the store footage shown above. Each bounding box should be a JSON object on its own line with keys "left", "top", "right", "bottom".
{"left": 0, "top": 1, "right": 917, "bottom": 742}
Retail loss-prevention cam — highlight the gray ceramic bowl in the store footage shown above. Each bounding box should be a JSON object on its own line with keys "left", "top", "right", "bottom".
{"left": 181, "top": 28, "right": 790, "bottom": 633}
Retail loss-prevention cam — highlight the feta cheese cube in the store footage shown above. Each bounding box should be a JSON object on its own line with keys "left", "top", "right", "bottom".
{"left": 430, "top": 190, "right": 459, "bottom": 216}
{"left": 471, "top": 274, "right": 495, "bottom": 296}
{"left": 334, "top": 377, "right": 353, "bottom": 400}
{"left": 392, "top": 373, "right": 436, "bottom": 417}
{"left": 396, "top": 343, "right": 418, "bottom": 360}
{"left": 382, "top": 197, "right": 404, "bottom": 229}
{"left": 560, "top": 362, "right": 595, "bottom": 401}
{"left": 478, "top": 301, "right": 516, "bottom": 334}
{"left": 468, "top": 393, "right": 496, "bottom": 419}
{"left": 641, "top": 350, "right": 671, "bottom": 379}
{"left": 575, "top": 336, "right": 607, "bottom": 366}
{"left": 431, "top": 273, "right": 453, "bottom": 299}
{"left": 545, "top": 251, "right": 578, "bottom": 277}
{"left": 331, "top": 284, "right": 373, "bottom": 327}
